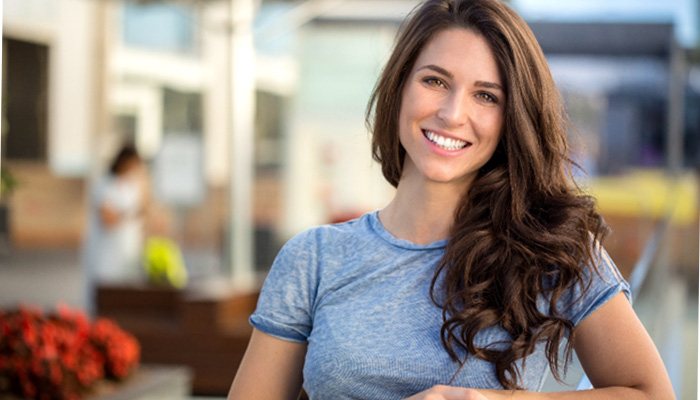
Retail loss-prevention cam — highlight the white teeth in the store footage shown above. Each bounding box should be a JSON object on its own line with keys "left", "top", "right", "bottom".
{"left": 424, "top": 130, "right": 468, "bottom": 151}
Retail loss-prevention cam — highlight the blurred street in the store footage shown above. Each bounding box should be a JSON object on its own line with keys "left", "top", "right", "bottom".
{"left": 0, "top": 249, "right": 83, "bottom": 309}
{"left": 0, "top": 247, "right": 224, "bottom": 310}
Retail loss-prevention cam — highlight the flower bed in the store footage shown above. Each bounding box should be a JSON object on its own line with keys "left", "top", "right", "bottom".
{"left": 0, "top": 306, "right": 140, "bottom": 399}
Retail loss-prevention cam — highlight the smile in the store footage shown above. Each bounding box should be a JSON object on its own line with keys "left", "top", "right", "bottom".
{"left": 422, "top": 130, "right": 470, "bottom": 151}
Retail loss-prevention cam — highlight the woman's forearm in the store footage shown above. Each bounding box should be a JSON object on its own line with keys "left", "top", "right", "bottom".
{"left": 480, "top": 386, "right": 668, "bottom": 400}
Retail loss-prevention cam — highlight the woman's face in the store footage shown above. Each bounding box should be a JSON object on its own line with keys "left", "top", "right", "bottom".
{"left": 398, "top": 28, "right": 504, "bottom": 190}
{"left": 118, "top": 157, "right": 143, "bottom": 180}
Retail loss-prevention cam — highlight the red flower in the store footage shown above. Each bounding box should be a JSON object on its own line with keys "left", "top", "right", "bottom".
{"left": 0, "top": 306, "right": 140, "bottom": 399}
{"left": 90, "top": 318, "right": 140, "bottom": 380}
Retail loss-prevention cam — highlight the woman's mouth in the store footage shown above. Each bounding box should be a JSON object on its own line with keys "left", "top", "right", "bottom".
{"left": 422, "top": 130, "right": 470, "bottom": 151}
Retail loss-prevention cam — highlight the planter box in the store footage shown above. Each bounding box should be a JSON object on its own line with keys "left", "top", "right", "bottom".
{"left": 96, "top": 282, "right": 258, "bottom": 396}
{"left": 90, "top": 365, "right": 191, "bottom": 400}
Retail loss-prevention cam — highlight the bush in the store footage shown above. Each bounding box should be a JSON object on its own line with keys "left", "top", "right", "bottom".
{"left": 0, "top": 306, "right": 140, "bottom": 399}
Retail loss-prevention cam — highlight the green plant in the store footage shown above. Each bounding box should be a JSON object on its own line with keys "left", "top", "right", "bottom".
{"left": 0, "top": 166, "right": 18, "bottom": 199}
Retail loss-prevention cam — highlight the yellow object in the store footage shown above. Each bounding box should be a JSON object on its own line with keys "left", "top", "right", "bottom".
{"left": 582, "top": 169, "right": 698, "bottom": 225}
{"left": 143, "top": 236, "right": 188, "bottom": 288}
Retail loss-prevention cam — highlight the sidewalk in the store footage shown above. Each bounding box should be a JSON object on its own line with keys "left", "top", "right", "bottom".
{"left": 0, "top": 248, "right": 84, "bottom": 310}
{"left": 0, "top": 247, "right": 224, "bottom": 311}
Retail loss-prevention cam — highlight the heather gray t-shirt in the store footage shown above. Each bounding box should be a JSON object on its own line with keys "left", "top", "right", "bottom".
{"left": 250, "top": 211, "right": 630, "bottom": 399}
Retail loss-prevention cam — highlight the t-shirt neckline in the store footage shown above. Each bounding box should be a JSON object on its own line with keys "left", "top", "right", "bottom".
{"left": 368, "top": 211, "right": 448, "bottom": 250}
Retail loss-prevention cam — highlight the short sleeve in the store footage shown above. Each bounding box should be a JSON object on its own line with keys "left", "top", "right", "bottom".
{"left": 559, "top": 244, "right": 632, "bottom": 327}
{"left": 249, "top": 229, "right": 320, "bottom": 343}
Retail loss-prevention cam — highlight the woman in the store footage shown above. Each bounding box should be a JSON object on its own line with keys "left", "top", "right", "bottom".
{"left": 229, "top": 0, "right": 674, "bottom": 399}
{"left": 84, "top": 145, "right": 146, "bottom": 302}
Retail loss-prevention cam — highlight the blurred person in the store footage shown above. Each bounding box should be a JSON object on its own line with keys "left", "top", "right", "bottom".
{"left": 84, "top": 145, "right": 146, "bottom": 313}
{"left": 228, "top": 1, "right": 674, "bottom": 399}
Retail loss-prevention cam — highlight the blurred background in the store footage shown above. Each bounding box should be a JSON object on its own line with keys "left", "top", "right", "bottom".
{"left": 0, "top": 0, "right": 698, "bottom": 399}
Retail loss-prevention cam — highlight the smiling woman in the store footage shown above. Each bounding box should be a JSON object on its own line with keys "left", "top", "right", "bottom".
{"left": 227, "top": 1, "right": 675, "bottom": 399}
{"left": 397, "top": 28, "right": 503, "bottom": 190}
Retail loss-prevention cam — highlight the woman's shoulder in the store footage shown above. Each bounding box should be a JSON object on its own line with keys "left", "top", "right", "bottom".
{"left": 554, "top": 242, "right": 631, "bottom": 326}
{"left": 279, "top": 212, "right": 375, "bottom": 255}
{"left": 264, "top": 212, "right": 376, "bottom": 283}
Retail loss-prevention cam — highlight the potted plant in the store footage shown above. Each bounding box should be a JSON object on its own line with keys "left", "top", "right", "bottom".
{"left": 0, "top": 166, "right": 17, "bottom": 250}
{"left": 0, "top": 165, "right": 18, "bottom": 200}
{"left": 0, "top": 305, "right": 141, "bottom": 399}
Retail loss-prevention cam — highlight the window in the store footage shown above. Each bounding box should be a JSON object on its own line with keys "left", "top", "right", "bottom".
{"left": 162, "top": 87, "right": 202, "bottom": 135}
{"left": 122, "top": 2, "right": 197, "bottom": 54}
{"left": 2, "top": 38, "right": 48, "bottom": 161}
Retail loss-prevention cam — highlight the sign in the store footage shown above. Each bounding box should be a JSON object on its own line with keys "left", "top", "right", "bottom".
{"left": 153, "top": 134, "right": 205, "bottom": 207}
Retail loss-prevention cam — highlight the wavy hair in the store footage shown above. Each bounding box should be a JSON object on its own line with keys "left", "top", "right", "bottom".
{"left": 366, "top": 0, "right": 609, "bottom": 389}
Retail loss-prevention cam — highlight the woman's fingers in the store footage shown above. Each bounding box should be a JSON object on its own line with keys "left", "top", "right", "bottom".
{"left": 404, "top": 385, "right": 489, "bottom": 400}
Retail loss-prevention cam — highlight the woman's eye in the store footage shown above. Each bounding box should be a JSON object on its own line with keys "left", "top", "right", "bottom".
{"left": 423, "top": 77, "right": 447, "bottom": 88}
{"left": 476, "top": 92, "right": 498, "bottom": 104}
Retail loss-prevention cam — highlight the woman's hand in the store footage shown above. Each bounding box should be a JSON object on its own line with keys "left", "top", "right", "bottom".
{"left": 404, "top": 385, "right": 510, "bottom": 400}
{"left": 99, "top": 204, "right": 122, "bottom": 228}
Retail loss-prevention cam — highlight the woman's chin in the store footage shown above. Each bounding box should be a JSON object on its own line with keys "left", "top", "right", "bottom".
{"left": 419, "top": 172, "right": 475, "bottom": 189}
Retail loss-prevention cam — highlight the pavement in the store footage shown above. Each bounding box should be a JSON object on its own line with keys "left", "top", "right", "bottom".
{"left": 0, "top": 248, "right": 85, "bottom": 310}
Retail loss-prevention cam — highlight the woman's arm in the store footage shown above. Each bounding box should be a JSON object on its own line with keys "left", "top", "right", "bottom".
{"left": 567, "top": 291, "right": 674, "bottom": 398}
{"left": 499, "top": 292, "right": 673, "bottom": 399}
{"left": 409, "top": 292, "right": 675, "bottom": 400}
{"left": 228, "top": 328, "right": 307, "bottom": 400}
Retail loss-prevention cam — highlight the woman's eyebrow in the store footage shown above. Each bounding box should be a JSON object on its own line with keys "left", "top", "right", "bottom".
{"left": 416, "top": 64, "right": 453, "bottom": 79}
{"left": 417, "top": 64, "right": 503, "bottom": 91}
{"left": 475, "top": 81, "right": 503, "bottom": 91}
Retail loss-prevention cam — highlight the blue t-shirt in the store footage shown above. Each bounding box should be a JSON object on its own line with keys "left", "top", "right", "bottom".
{"left": 250, "top": 211, "right": 630, "bottom": 399}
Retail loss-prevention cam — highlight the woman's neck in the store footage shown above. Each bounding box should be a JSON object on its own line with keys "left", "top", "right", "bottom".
{"left": 379, "top": 176, "right": 468, "bottom": 245}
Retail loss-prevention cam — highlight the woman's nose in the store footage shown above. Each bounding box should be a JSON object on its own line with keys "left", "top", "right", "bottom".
{"left": 436, "top": 91, "right": 469, "bottom": 127}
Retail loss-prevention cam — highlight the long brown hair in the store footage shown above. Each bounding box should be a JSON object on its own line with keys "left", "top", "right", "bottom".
{"left": 366, "top": 0, "right": 608, "bottom": 389}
